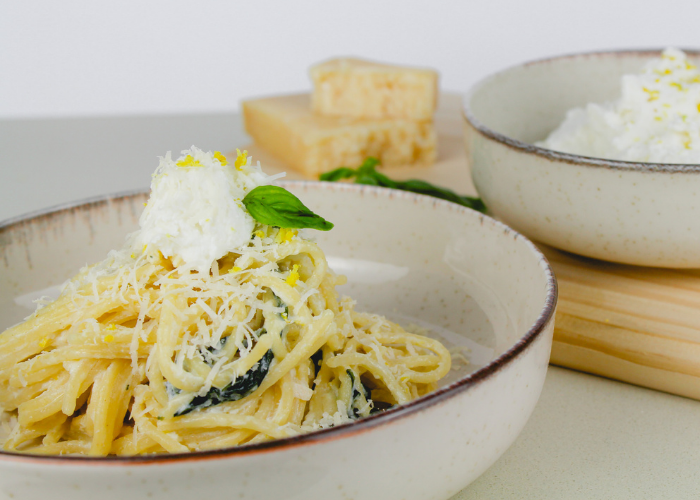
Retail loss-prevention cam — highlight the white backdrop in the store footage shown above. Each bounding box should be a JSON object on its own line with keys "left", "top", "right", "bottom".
{"left": 2, "top": 0, "right": 699, "bottom": 119}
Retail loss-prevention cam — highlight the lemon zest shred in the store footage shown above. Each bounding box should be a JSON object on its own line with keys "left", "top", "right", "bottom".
{"left": 642, "top": 87, "right": 660, "bottom": 102}
{"left": 286, "top": 264, "right": 300, "bottom": 287}
{"left": 275, "top": 228, "right": 298, "bottom": 243}
{"left": 234, "top": 149, "right": 248, "bottom": 170}
{"left": 176, "top": 155, "right": 203, "bottom": 168}
{"left": 213, "top": 151, "right": 228, "bottom": 166}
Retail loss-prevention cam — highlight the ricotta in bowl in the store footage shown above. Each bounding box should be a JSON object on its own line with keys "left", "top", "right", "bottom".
{"left": 538, "top": 48, "right": 700, "bottom": 164}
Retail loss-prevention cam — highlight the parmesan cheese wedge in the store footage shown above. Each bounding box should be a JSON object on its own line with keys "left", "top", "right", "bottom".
{"left": 242, "top": 93, "right": 436, "bottom": 177}
{"left": 310, "top": 58, "right": 438, "bottom": 120}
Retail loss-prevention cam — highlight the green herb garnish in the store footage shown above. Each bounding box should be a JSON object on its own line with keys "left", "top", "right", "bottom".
{"left": 346, "top": 368, "right": 371, "bottom": 419}
{"left": 242, "top": 185, "right": 334, "bottom": 231}
{"left": 174, "top": 349, "right": 274, "bottom": 416}
{"left": 320, "top": 158, "right": 487, "bottom": 213}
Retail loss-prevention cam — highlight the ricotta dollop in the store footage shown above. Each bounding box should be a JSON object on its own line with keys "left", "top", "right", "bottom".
{"left": 133, "top": 146, "right": 282, "bottom": 273}
{"left": 537, "top": 48, "right": 700, "bottom": 164}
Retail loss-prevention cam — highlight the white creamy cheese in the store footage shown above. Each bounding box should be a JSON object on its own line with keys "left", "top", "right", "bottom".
{"left": 133, "top": 146, "right": 283, "bottom": 273}
{"left": 538, "top": 48, "right": 700, "bottom": 164}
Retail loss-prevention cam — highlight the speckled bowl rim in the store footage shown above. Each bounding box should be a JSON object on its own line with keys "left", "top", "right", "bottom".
{"left": 0, "top": 181, "right": 558, "bottom": 465}
{"left": 463, "top": 47, "right": 700, "bottom": 174}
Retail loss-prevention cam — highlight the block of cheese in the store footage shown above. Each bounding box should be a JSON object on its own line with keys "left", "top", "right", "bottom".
{"left": 242, "top": 93, "right": 436, "bottom": 177}
{"left": 310, "top": 58, "right": 438, "bottom": 120}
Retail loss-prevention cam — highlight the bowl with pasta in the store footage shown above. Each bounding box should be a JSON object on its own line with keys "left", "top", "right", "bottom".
{"left": 0, "top": 161, "right": 556, "bottom": 500}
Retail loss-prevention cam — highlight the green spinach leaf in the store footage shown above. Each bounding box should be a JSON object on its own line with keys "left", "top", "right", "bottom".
{"left": 346, "top": 368, "right": 372, "bottom": 419}
{"left": 174, "top": 349, "right": 274, "bottom": 416}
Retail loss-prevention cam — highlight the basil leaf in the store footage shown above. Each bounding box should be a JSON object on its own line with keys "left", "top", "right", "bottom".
{"left": 395, "top": 179, "right": 487, "bottom": 212}
{"left": 242, "top": 185, "right": 334, "bottom": 231}
{"left": 319, "top": 157, "right": 487, "bottom": 214}
{"left": 364, "top": 169, "right": 398, "bottom": 189}
{"left": 355, "top": 175, "right": 381, "bottom": 186}
{"left": 355, "top": 157, "right": 381, "bottom": 176}
{"left": 319, "top": 167, "right": 356, "bottom": 182}
{"left": 351, "top": 157, "right": 398, "bottom": 188}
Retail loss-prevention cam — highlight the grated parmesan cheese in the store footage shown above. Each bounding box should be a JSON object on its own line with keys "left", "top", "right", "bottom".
{"left": 133, "top": 147, "right": 285, "bottom": 273}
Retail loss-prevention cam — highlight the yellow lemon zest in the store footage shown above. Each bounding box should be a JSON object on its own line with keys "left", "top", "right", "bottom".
{"left": 106, "top": 324, "right": 117, "bottom": 331}
{"left": 642, "top": 87, "right": 660, "bottom": 102}
{"left": 696, "top": 103, "right": 700, "bottom": 113}
{"left": 176, "top": 154, "right": 203, "bottom": 168}
{"left": 670, "top": 82, "right": 683, "bottom": 90}
{"left": 103, "top": 334, "right": 115, "bottom": 343}
{"left": 255, "top": 230, "right": 265, "bottom": 239}
{"left": 213, "top": 151, "right": 228, "bottom": 166}
{"left": 234, "top": 149, "right": 248, "bottom": 170}
{"left": 39, "top": 337, "right": 49, "bottom": 350}
{"left": 228, "top": 266, "right": 242, "bottom": 274}
{"left": 286, "top": 264, "right": 300, "bottom": 287}
{"left": 275, "top": 228, "right": 298, "bottom": 243}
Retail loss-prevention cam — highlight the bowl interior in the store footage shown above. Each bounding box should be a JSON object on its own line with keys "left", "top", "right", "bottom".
{"left": 0, "top": 183, "right": 552, "bottom": 390}
{"left": 467, "top": 50, "right": 700, "bottom": 145}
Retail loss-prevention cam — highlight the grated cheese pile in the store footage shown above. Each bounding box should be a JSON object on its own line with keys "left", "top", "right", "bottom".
{"left": 62, "top": 148, "right": 293, "bottom": 379}
{"left": 538, "top": 48, "right": 700, "bottom": 164}
{"left": 133, "top": 146, "right": 283, "bottom": 273}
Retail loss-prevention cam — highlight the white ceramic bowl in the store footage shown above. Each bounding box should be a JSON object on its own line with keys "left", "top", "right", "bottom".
{"left": 464, "top": 49, "right": 700, "bottom": 268}
{"left": 0, "top": 182, "right": 556, "bottom": 500}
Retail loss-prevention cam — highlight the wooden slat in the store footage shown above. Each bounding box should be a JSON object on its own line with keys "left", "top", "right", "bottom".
{"left": 548, "top": 247, "right": 700, "bottom": 400}
{"left": 551, "top": 341, "right": 700, "bottom": 400}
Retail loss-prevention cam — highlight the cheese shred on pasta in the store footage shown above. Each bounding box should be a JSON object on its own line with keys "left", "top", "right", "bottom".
{"left": 0, "top": 148, "right": 451, "bottom": 456}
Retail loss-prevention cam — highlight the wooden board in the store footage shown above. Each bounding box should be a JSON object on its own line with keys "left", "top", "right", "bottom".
{"left": 233, "top": 92, "right": 700, "bottom": 401}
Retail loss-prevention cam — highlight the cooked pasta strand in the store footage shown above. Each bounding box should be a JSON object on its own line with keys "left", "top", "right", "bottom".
{"left": 0, "top": 227, "right": 451, "bottom": 456}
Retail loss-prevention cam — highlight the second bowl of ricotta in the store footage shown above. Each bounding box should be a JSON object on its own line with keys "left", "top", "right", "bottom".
{"left": 463, "top": 48, "right": 700, "bottom": 268}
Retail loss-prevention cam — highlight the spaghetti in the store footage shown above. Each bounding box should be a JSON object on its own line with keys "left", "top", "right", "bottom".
{"left": 0, "top": 148, "right": 451, "bottom": 456}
